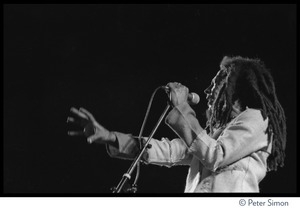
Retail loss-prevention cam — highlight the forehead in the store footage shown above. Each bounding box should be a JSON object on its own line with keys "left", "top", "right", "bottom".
{"left": 212, "top": 69, "right": 227, "bottom": 84}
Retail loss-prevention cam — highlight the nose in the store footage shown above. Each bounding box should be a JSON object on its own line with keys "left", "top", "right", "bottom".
{"left": 204, "top": 84, "right": 212, "bottom": 95}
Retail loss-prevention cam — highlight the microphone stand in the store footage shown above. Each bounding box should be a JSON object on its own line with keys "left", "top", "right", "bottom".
{"left": 111, "top": 103, "right": 171, "bottom": 193}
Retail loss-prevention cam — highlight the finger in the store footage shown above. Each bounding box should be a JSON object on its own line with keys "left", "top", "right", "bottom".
{"left": 79, "top": 107, "right": 96, "bottom": 122}
{"left": 67, "top": 116, "right": 87, "bottom": 127}
{"left": 167, "top": 82, "right": 181, "bottom": 89}
{"left": 167, "top": 82, "right": 176, "bottom": 87}
{"left": 166, "top": 82, "right": 174, "bottom": 91}
{"left": 70, "top": 107, "right": 88, "bottom": 119}
{"left": 66, "top": 117, "right": 75, "bottom": 123}
{"left": 87, "top": 135, "right": 98, "bottom": 144}
{"left": 68, "top": 131, "right": 84, "bottom": 136}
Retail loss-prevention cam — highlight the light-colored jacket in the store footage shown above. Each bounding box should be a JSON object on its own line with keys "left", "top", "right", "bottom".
{"left": 107, "top": 103, "right": 272, "bottom": 192}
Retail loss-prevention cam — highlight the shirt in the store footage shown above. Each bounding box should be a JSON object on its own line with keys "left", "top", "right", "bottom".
{"left": 107, "top": 103, "right": 272, "bottom": 192}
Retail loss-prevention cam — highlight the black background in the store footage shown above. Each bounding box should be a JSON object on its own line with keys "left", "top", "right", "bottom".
{"left": 3, "top": 4, "right": 297, "bottom": 194}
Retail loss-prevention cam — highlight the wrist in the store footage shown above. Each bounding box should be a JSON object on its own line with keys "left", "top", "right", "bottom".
{"left": 107, "top": 131, "right": 118, "bottom": 148}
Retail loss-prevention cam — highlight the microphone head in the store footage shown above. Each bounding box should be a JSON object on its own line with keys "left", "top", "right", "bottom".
{"left": 162, "top": 85, "right": 200, "bottom": 105}
{"left": 189, "top": 92, "right": 200, "bottom": 105}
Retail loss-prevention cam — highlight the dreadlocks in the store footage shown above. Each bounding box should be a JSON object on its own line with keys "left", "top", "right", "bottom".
{"left": 207, "top": 56, "right": 287, "bottom": 171}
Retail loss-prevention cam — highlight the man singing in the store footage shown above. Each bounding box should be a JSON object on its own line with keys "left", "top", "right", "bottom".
{"left": 67, "top": 56, "right": 286, "bottom": 192}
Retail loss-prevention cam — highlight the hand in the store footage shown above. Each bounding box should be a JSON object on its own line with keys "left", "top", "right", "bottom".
{"left": 67, "top": 107, "right": 115, "bottom": 144}
{"left": 167, "top": 82, "right": 189, "bottom": 107}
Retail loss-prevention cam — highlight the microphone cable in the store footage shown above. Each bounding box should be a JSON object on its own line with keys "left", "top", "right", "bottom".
{"left": 132, "top": 86, "right": 167, "bottom": 191}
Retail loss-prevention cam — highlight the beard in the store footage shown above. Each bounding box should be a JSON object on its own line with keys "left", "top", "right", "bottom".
{"left": 204, "top": 107, "right": 213, "bottom": 135}
{"left": 205, "top": 106, "right": 213, "bottom": 121}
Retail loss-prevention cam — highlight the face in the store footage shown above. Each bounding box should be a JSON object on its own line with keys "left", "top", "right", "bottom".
{"left": 204, "top": 69, "right": 227, "bottom": 109}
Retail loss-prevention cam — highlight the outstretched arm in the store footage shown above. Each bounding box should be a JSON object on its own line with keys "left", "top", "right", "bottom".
{"left": 67, "top": 107, "right": 192, "bottom": 167}
{"left": 107, "top": 133, "right": 193, "bottom": 167}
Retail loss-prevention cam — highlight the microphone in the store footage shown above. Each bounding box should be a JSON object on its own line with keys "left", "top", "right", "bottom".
{"left": 162, "top": 86, "right": 200, "bottom": 105}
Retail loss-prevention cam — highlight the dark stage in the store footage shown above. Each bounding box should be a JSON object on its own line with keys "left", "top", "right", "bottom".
{"left": 3, "top": 4, "right": 297, "bottom": 195}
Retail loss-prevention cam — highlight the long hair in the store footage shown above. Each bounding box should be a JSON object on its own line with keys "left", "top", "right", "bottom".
{"left": 207, "top": 56, "right": 287, "bottom": 171}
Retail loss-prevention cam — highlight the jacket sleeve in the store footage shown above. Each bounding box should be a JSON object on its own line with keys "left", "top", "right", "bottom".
{"left": 165, "top": 103, "right": 270, "bottom": 172}
{"left": 106, "top": 132, "right": 192, "bottom": 167}
{"left": 106, "top": 131, "right": 140, "bottom": 160}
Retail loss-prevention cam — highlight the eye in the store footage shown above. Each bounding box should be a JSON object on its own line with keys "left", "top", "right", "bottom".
{"left": 211, "top": 82, "right": 217, "bottom": 91}
{"left": 204, "top": 83, "right": 213, "bottom": 94}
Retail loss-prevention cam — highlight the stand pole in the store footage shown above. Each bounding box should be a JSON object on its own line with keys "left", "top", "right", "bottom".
{"left": 112, "top": 103, "right": 171, "bottom": 193}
